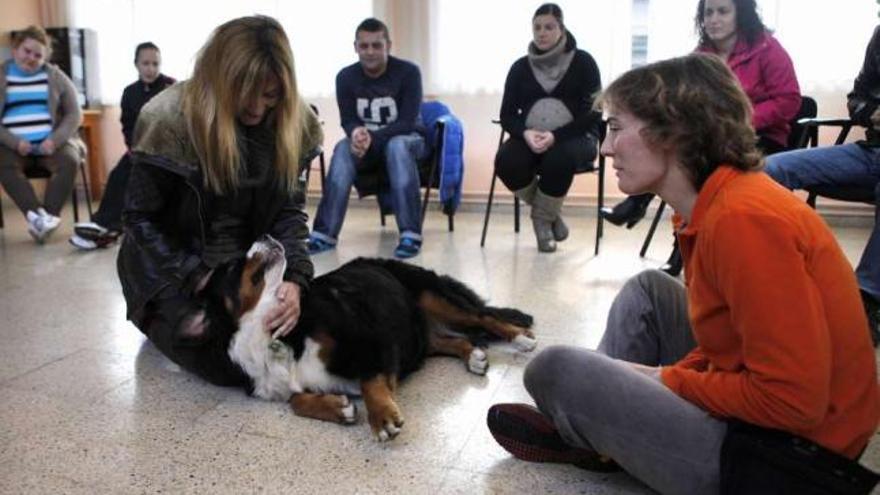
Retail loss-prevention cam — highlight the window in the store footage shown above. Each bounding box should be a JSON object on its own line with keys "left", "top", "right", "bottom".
{"left": 71, "top": 0, "right": 371, "bottom": 104}
{"left": 433, "top": 0, "right": 632, "bottom": 93}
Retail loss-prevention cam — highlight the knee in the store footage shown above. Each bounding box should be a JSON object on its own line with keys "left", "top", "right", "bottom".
{"left": 629, "top": 269, "right": 675, "bottom": 295}
{"left": 385, "top": 136, "right": 412, "bottom": 160}
{"left": 524, "top": 345, "right": 589, "bottom": 398}
{"left": 332, "top": 138, "right": 352, "bottom": 156}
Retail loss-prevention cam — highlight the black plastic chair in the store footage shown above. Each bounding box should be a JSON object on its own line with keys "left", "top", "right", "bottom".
{"left": 302, "top": 104, "right": 326, "bottom": 196}
{"left": 0, "top": 143, "right": 93, "bottom": 229}
{"left": 354, "top": 120, "right": 454, "bottom": 233}
{"left": 480, "top": 120, "right": 606, "bottom": 255}
{"left": 794, "top": 115, "right": 875, "bottom": 208}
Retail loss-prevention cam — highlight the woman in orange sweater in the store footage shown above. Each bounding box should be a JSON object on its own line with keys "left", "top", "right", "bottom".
{"left": 486, "top": 53, "right": 879, "bottom": 494}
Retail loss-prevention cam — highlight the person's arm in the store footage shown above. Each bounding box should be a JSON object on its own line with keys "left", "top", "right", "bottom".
{"left": 123, "top": 155, "right": 208, "bottom": 294}
{"left": 847, "top": 26, "right": 880, "bottom": 127}
{"left": 751, "top": 39, "right": 801, "bottom": 133}
{"left": 662, "top": 212, "right": 832, "bottom": 431}
{"left": 553, "top": 51, "right": 603, "bottom": 141}
{"left": 499, "top": 61, "right": 527, "bottom": 139}
{"left": 369, "top": 63, "right": 423, "bottom": 143}
{"left": 47, "top": 69, "right": 83, "bottom": 146}
{"left": 0, "top": 80, "right": 22, "bottom": 149}
{"left": 336, "top": 69, "right": 360, "bottom": 138}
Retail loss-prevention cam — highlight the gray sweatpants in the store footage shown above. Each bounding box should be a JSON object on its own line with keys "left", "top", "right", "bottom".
{"left": 524, "top": 270, "right": 727, "bottom": 495}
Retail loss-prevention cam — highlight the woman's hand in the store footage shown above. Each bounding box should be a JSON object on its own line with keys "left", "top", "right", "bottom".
{"left": 524, "top": 130, "right": 554, "bottom": 154}
{"left": 523, "top": 129, "right": 544, "bottom": 153}
{"left": 265, "top": 281, "right": 302, "bottom": 338}
{"left": 16, "top": 140, "right": 31, "bottom": 156}
{"left": 38, "top": 138, "right": 56, "bottom": 155}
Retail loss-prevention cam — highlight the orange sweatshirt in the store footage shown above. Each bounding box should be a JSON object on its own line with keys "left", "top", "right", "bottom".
{"left": 661, "top": 166, "right": 880, "bottom": 458}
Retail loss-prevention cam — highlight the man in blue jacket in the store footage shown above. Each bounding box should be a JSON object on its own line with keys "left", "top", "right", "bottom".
{"left": 308, "top": 17, "right": 426, "bottom": 258}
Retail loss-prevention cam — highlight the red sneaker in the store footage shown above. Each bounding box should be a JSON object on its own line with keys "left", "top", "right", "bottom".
{"left": 486, "top": 403, "right": 618, "bottom": 472}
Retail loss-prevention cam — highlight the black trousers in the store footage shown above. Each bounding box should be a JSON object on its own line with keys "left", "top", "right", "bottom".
{"left": 494, "top": 135, "right": 597, "bottom": 197}
{"left": 91, "top": 153, "right": 132, "bottom": 230}
{"left": 140, "top": 292, "right": 250, "bottom": 388}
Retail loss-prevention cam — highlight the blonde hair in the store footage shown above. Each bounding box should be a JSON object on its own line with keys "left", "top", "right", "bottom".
{"left": 12, "top": 25, "right": 52, "bottom": 58}
{"left": 183, "top": 15, "right": 306, "bottom": 194}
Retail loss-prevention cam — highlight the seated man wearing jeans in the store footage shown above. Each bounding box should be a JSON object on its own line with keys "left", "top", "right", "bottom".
{"left": 308, "top": 17, "right": 427, "bottom": 258}
{"left": 764, "top": 26, "right": 880, "bottom": 345}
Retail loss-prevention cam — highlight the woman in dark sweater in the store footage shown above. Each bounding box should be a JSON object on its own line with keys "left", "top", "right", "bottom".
{"left": 70, "top": 42, "right": 175, "bottom": 250}
{"left": 496, "top": 3, "right": 602, "bottom": 252}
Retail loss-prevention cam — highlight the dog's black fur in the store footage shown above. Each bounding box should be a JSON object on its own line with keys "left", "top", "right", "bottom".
{"left": 284, "top": 257, "right": 534, "bottom": 383}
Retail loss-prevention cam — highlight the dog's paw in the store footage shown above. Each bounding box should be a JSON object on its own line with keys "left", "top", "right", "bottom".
{"left": 467, "top": 348, "right": 489, "bottom": 375}
{"left": 339, "top": 395, "right": 357, "bottom": 425}
{"left": 512, "top": 334, "right": 537, "bottom": 352}
{"left": 368, "top": 402, "right": 404, "bottom": 442}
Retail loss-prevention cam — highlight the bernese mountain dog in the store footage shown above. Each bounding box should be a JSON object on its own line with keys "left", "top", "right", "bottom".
{"left": 198, "top": 236, "right": 536, "bottom": 441}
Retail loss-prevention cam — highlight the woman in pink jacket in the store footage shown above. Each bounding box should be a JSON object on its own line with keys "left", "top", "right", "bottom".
{"left": 601, "top": 0, "right": 801, "bottom": 275}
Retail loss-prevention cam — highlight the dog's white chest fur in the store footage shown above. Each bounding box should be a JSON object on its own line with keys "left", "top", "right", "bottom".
{"left": 229, "top": 307, "right": 358, "bottom": 401}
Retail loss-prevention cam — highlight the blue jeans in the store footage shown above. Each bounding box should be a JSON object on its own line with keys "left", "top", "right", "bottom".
{"left": 764, "top": 143, "right": 880, "bottom": 299}
{"left": 312, "top": 134, "right": 427, "bottom": 244}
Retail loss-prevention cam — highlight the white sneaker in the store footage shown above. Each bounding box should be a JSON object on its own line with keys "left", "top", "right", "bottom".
{"left": 36, "top": 207, "right": 60, "bottom": 239}
{"left": 26, "top": 210, "right": 47, "bottom": 243}
{"left": 69, "top": 233, "right": 97, "bottom": 251}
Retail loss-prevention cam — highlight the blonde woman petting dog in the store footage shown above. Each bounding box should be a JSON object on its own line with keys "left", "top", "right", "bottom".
{"left": 117, "top": 16, "right": 322, "bottom": 386}
{"left": 487, "top": 53, "right": 880, "bottom": 494}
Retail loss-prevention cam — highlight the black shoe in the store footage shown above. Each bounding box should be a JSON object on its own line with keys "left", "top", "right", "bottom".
{"left": 661, "top": 243, "right": 683, "bottom": 277}
{"left": 860, "top": 290, "right": 880, "bottom": 347}
{"left": 486, "top": 403, "right": 619, "bottom": 472}
{"left": 600, "top": 193, "right": 654, "bottom": 229}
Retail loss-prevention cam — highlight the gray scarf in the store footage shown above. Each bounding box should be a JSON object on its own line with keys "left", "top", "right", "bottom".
{"left": 527, "top": 33, "right": 575, "bottom": 93}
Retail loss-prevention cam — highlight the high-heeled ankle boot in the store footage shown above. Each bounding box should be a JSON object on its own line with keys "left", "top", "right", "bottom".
{"left": 600, "top": 193, "right": 654, "bottom": 228}
{"left": 660, "top": 239, "right": 683, "bottom": 277}
{"left": 532, "top": 190, "right": 564, "bottom": 253}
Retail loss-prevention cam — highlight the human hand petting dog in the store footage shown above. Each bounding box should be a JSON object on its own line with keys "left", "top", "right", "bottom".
{"left": 266, "top": 281, "right": 302, "bottom": 337}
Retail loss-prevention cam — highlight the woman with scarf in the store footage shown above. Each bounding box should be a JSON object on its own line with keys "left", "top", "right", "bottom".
{"left": 495, "top": 3, "right": 602, "bottom": 252}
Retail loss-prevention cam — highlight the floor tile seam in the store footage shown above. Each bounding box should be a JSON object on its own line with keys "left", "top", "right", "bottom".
{"left": 0, "top": 346, "right": 93, "bottom": 387}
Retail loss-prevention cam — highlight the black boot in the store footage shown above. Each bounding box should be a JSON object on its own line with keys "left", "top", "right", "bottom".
{"left": 660, "top": 239, "right": 682, "bottom": 277}
{"left": 600, "top": 193, "right": 654, "bottom": 229}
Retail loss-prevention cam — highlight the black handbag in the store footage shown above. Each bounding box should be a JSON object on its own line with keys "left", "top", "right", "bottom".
{"left": 720, "top": 420, "right": 879, "bottom": 495}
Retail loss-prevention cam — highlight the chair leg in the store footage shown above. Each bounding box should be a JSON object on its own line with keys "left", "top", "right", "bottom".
{"left": 80, "top": 160, "right": 93, "bottom": 219}
{"left": 480, "top": 171, "right": 499, "bottom": 247}
{"left": 72, "top": 187, "right": 80, "bottom": 223}
{"left": 594, "top": 155, "right": 605, "bottom": 256}
{"left": 639, "top": 200, "right": 666, "bottom": 258}
{"left": 448, "top": 213, "right": 454, "bottom": 232}
{"left": 319, "top": 151, "right": 327, "bottom": 193}
{"left": 514, "top": 196, "right": 520, "bottom": 233}
{"left": 0, "top": 193, "right": 4, "bottom": 229}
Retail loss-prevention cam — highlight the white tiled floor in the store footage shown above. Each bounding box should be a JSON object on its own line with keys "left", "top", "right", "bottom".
{"left": 0, "top": 200, "right": 877, "bottom": 494}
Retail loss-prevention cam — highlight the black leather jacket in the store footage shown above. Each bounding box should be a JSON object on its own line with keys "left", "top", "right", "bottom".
{"left": 116, "top": 85, "right": 320, "bottom": 327}
{"left": 848, "top": 25, "right": 880, "bottom": 144}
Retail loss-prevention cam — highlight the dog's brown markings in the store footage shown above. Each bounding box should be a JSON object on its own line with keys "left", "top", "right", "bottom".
{"left": 361, "top": 374, "right": 403, "bottom": 438}
{"left": 428, "top": 333, "right": 475, "bottom": 360}
{"left": 237, "top": 254, "right": 266, "bottom": 316}
{"left": 418, "top": 292, "right": 534, "bottom": 341}
{"left": 312, "top": 330, "right": 337, "bottom": 364}
{"left": 289, "top": 393, "right": 353, "bottom": 424}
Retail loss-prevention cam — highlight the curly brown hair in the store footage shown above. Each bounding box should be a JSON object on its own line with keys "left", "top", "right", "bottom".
{"left": 596, "top": 53, "right": 762, "bottom": 189}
